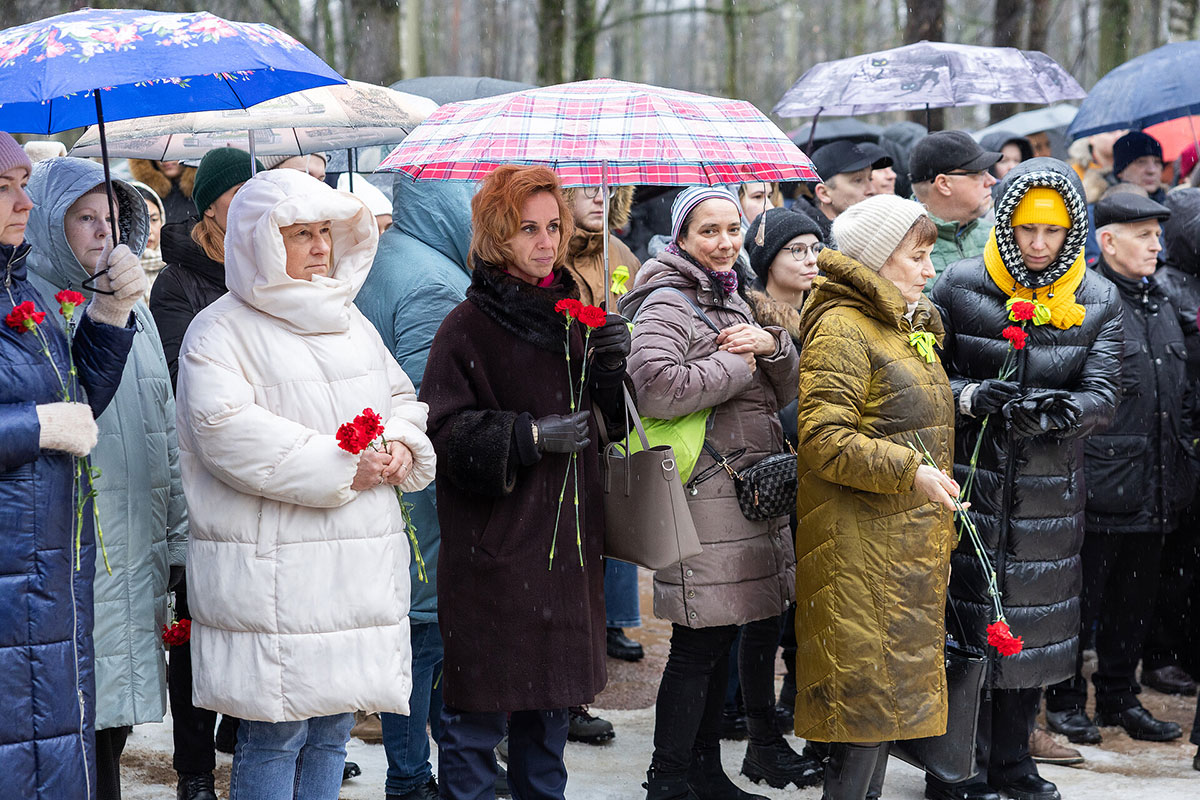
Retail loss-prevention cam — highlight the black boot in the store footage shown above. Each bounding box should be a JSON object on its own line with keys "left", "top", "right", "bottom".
{"left": 176, "top": 773, "right": 217, "bottom": 800}
{"left": 688, "top": 745, "right": 768, "bottom": 800}
{"left": 645, "top": 766, "right": 697, "bottom": 800}
{"left": 821, "top": 742, "right": 885, "bottom": 800}
{"left": 741, "top": 713, "right": 822, "bottom": 789}
{"left": 865, "top": 743, "right": 889, "bottom": 800}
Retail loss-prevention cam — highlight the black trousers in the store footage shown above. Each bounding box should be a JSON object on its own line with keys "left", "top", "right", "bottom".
{"left": 437, "top": 706, "right": 568, "bottom": 800}
{"left": 1143, "top": 526, "right": 1200, "bottom": 673}
{"left": 1046, "top": 530, "right": 1166, "bottom": 714}
{"left": 169, "top": 575, "right": 219, "bottom": 774}
{"left": 96, "top": 725, "right": 132, "bottom": 800}
{"left": 928, "top": 687, "right": 1040, "bottom": 790}
{"left": 651, "top": 617, "right": 782, "bottom": 773}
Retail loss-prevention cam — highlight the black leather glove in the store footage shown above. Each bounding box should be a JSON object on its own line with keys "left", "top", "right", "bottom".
{"left": 1004, "top": 399, "right": 1048, "bottom": 438}
{"left": 589, "top": 313, "right": 631, "bottom": 371}
{"left": 971, "top": 379, "right": 1022, "bottom": 415}
{"left": 1042, "top": 395, "right": 1083, "bottom": 434}
{"left": 169, "top": 565, "right": 185, "bottom": 591}
{"left": 533, "top": 410, "right": 591, "bottom": 454}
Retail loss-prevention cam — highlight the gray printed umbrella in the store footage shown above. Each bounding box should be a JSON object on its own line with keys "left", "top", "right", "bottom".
{"left": 774, "top": 41, "right": 1085, "bottom": 118}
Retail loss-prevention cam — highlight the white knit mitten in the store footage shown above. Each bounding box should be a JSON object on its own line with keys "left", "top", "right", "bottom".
{"left": 86, "top": 243, "right": 147, "bottom": 327}
{"left": 36, "top": 402, "right": 98, "bottom": 457}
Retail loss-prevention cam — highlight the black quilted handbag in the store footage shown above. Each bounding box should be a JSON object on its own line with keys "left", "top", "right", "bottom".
{"left": 691, "top": 442, "right": 797, "bottom": 521}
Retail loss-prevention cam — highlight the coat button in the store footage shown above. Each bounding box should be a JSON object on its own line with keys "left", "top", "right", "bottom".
{"left": 687, "top": 590, "right": 696, "bottom": 599}
{"left": 690, "top": 611, "right": 697, "bottom": 619}
{"left": 685, "top": 569, "right": 694, "bottom": 577}
{"left": 1156, "top": 357, "right": 1162, "bottom": 365}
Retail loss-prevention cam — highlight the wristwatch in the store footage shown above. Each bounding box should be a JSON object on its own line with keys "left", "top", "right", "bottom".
{"left": 531, "top": 421, "right": 540, "bottom": 448}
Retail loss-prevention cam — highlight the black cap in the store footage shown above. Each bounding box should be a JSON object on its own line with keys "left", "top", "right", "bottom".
{"left": 908, "top": 130, "right": 1002, "bottom": 184}
{"left": 811, "top": 141, "right": 879, "bottom": 182}
{"left": 1112, "top": 131, "right": 1164, "bottom": 178}
{"left": 856, "top": 142, "right": 894, "bottom": 170}
{"left": 1094, "top": 192, "right": 1171, "bottom": 229}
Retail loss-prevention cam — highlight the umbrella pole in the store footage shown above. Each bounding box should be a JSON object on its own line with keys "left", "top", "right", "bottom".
{"left": 806, "top": 108, "right": 823, "bottom": 154}
{"left": 1188, "top": 110, "right": 1200, "bottom": 179}
{"left": 93, "top": 91, "right": 119, "bottom": 243}
{"left": 247, "top": 130, "right": 257, "bottom": 176}
{"left": 925, "top": 103, "right": 931, "bottom": 131}
{"left": 348, "top": 148, "right": 355, "bottom": 192}
{"left": 602, "top": 160, "right": 610, "bottom": 312}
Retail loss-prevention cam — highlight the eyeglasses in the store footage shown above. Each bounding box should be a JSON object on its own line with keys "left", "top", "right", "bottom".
{"left": 943, "top": 170, "right": 988, "bottom": 180}
{"left": 581, "top": 186, "right": 617, "bottom": 200}
{"left": 787, "top": 242, "right": 824, "bottom": 260}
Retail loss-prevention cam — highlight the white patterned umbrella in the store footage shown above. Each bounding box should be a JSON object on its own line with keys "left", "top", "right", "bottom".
{"left": 71, "top": 80, "right": 437, "bottom": 161}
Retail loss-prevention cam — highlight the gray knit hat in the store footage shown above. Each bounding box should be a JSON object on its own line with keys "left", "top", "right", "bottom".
{"left": 259, "top": 152, "right": 328, "bottom": 171}
{"left": 831, "top": 194, "right": 928, "bottom": 271}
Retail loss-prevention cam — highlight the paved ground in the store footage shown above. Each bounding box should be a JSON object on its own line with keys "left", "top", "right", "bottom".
{"left": 120, "top": 569, "right": 1200, "bottom": 798}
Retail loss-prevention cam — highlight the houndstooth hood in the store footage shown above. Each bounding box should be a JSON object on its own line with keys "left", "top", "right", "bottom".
{"left": 992, "top": 157, "right": 1088, "bottom": 289}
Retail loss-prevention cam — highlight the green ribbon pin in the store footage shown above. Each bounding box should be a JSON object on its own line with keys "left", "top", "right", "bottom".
{"left": 909, "top": 330, "right": 938, "bottom": 363}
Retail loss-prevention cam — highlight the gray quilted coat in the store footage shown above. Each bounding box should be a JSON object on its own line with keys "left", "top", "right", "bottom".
{"left": 26, "top": 157, "right": 188, "bottom": 730}
{"left": 620, "top": 249, "right": 797, "bottom": 628}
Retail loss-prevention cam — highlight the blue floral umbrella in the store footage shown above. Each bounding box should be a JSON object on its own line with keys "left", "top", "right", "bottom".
{"left": 0, "top": 8, "right": 344, "bottom": 284}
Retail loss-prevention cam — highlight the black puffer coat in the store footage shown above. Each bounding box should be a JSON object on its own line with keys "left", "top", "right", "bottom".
{"left": 1158, "top": 189, "right": 1200, "bottom": 380}
{"left": 1085, "top": 259, "right": 1196, "bottom": 534}
{"left": 930, "top": 159, "right": 1123, "bottom": 690}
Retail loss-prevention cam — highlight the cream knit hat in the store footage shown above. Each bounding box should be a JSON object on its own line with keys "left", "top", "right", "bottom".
{"left": 831, "top": 194, "right": 929, "bottom": 272}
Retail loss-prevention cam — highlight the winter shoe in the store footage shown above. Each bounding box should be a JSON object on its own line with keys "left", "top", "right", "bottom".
{"left": 1141, "top": 664, "right": 1198, "bottom": 696}
{"left": 607, "top": 627, "right": 646, "bottom": 661}
{"left": 568, "top": 706, "right": 615, "bottom": 744}
{"left": 1045, "top": 708, "right": 1101, "bottom": 744}
{"left": 350, "top": 710, "right": 384, "bottom": 744}
{"left": 176, "top": 772, "right": 217, "bottom": 800}
{"left": 992, "top": 774, "right": 1060, "bottom": 800}
{"left": 1029, "top": 727, "right": 1084, "bottom": 766}
{"left": 687, "top": 745, "right": 768, "bottom": 800}
{"left": 214, "top": 715, "right": 239, "bottom": 754}
{"left": 644, "top": 766, "right": 697, "bottom": 800}
{"left": 719, "top": 706, "right": 747, "bottom": 741}
{"left": 740, "top": 714, "right": 822, "bottom": 789}
{"left": 822, "top": 743, "right": 884, "bottom": 800}
{"left": 1094, "top": 705, "right": 1182, "bottom": 741}
{"left": 923, "top": 780, "right": 1002, "bottom": 800}
{"left": 342, "top": 760, "right": 362, "bottom": 781}
{"left": 387, "top": 777, "right": 438, "bottom": 800}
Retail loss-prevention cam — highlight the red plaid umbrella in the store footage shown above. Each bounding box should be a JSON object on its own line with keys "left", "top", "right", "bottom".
{"left": 377, "top": 78, "right": 818, "bottom": 186}
{"left": 378, "top": 79, "right": 817, "bottom": 299}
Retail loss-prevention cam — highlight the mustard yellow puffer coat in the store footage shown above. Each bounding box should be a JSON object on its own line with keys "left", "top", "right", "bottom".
{"left": 793, "top": 249, "right": 956, "bottom": 743}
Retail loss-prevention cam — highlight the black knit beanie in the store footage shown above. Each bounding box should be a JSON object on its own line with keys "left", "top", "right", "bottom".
{"left": 745, "top": 207, "right": 824, "bottom": 287}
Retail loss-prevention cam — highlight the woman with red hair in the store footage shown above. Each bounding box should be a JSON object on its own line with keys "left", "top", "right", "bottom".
{"left": 420, "top": 165, "right": 631, "bottom": 799}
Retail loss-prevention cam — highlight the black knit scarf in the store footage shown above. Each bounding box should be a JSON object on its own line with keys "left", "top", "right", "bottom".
{"left": 466, "top": 260, "right": 581, "bottom": 353}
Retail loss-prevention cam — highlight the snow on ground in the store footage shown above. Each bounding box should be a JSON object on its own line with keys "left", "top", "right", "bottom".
{"left": 118, "top": 705, "right": 1200, "bottom": 799}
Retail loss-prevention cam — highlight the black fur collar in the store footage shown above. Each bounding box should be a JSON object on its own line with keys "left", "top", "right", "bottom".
{"left": 467, "top": 261, "right": 581, "bottom": 352}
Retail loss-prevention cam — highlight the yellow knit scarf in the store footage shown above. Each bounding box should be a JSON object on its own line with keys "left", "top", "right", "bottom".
{"left": 983, "top": 228, "right": 1087, "bottom": 330}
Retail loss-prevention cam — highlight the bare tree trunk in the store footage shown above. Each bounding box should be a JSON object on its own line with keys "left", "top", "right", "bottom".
{"left": 1027, "top": 0, "right": 1053, "bottom": 52}
{"left": 1099, "top": 0, "right": 1132, "bottom": 76}
{"left": 904, "top": 0, "right": 945, "bottom": 129}
{"left": 990, "top": 0, "right": 1024, "bottom": 123}
{"left": 398, "top": 0, "right": 421, "bottom": 79}
{"left": 343, "top": 0, "right": 401, "bottom": 84}
{"left": 1169, "top": 0, "right": 1199, "bottom": 40}
{"left": 573, "top": 0, "right": 598, "bottom": 80}
{"left": 630, "top": 0, "right": 645, "bottom": 82}
{"left": 723, "top": 0, "right": 738, "bottom": 98}
{"left": 479, "top": 0, "right": 499, "bottom": 77}
{"left": 538, "top": 0, "right": 566, "bottom": 84}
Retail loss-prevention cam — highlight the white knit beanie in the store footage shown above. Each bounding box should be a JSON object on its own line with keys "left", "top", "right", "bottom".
{"left": 831, "top": 194, "right": 929, "bottom": 272}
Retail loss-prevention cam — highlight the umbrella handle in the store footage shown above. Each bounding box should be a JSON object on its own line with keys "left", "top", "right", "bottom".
{"left": 94, "top": 91, "right": 120, "bottom": 244}
{"left": 806, "top": 108, "right": 823, "bottom": 155}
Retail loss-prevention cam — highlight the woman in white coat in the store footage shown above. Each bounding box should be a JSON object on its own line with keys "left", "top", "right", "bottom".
{"left": 175, "top": 169, "right": 436, "bottom": 800}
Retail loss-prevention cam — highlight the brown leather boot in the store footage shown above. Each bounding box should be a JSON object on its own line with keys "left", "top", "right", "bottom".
{"left": 1029, "top": 727, "right": 1084, "bottom": 766}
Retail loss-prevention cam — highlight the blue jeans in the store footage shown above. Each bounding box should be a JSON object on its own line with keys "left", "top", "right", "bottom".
{"left": 229, "top": 713, "right": 354, "bottom": 800}
{"left": 603, "top": 559, "right": 641, "bottom": 629}
{"left": 381, "top": 621, "right": 444, "bottom": 795}
{"left": 438, "top": 706, "right": 569, "bottom": 800}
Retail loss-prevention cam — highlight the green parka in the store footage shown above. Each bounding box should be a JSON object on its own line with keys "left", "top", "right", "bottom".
{"left": 793, "top": 249, "right": 955, "bottom": 743}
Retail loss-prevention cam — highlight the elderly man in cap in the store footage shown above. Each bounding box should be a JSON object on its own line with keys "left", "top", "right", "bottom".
{"left": 1043, "top": 193, "right": 1191, "bottom": 747}
{"left": 909, "top": 130, "right": 1001, "bottom": 285}
{"left": 1111, "top": 131, "right": 1167, "bottom": 202}
{"left": 797, "top": 141, "right": 888, "bottom": 242}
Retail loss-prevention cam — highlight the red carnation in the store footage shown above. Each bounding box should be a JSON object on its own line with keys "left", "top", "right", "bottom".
{"left": 5, "top": 301, "right": 46, "bottom": 332}
{"left": 1001, "top": 325, "right": 1027, "bottom": 351}
{"left": 987, "top": 620, "right": 1024, "bottom": 657}
{"left": 1008, "top": 300, "right": 1036, "bottom": 322}
{"left": 554, "top": 298, "right": 584, "bottom": 319}
{"left": 577, "top": 305, "right": 607, "bottom": 329}
{"left": 162, "top": 618, "right": 191, "bottom": 647}
{"left": 55, "top": 289, "right": 86, "bottom": 317}
{"left": 336, "top": 421, "right": 370, "bottom": 454}
{"left": 353, "top": 408, "right": 384, "bottom": 442}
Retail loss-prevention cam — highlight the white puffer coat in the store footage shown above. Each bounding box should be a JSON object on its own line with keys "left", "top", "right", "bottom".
{"left": 175, "top": 170, "right": 436, "bottom": 722}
